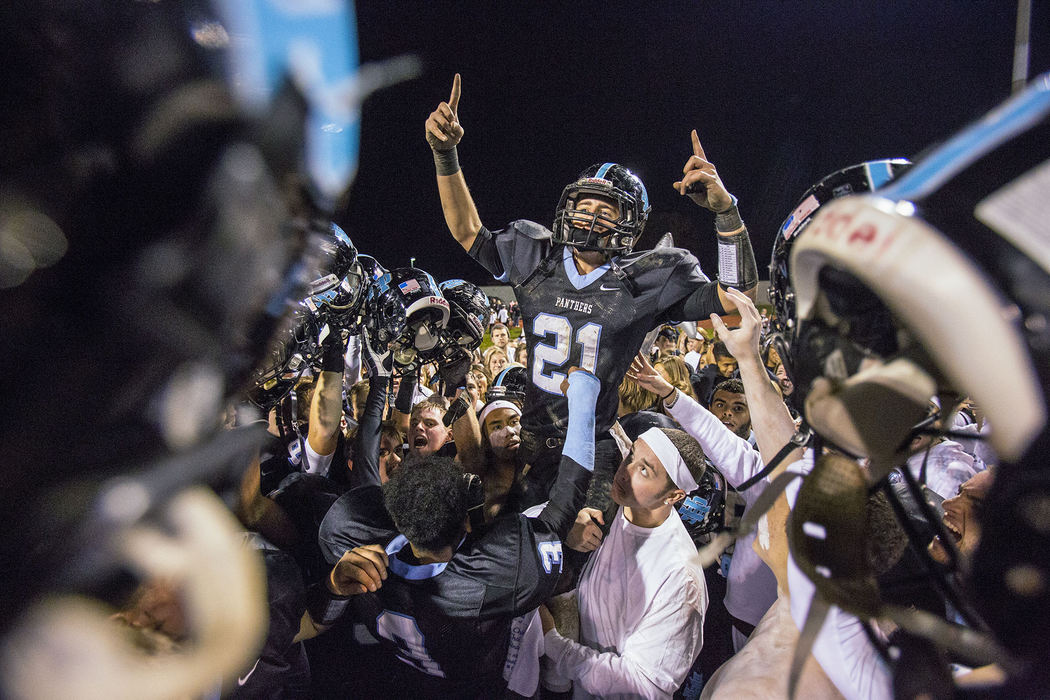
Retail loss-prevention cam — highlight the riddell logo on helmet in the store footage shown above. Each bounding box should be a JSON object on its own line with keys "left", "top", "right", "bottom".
{"left": 428, "top": 295, "right": 450, "bottom": 309}
{"left": 578, "top": 177, "right": 612, "bottom": 187}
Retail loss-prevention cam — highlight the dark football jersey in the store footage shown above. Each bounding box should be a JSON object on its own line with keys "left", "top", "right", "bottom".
{"left": 227, "top": 533, "right": 311, "bottom": 699}
{"left": 468, "top": 220, "right": 723, "bottom": 436}
{"left": 317, "top": 455, "right": 590, "bottom": 697}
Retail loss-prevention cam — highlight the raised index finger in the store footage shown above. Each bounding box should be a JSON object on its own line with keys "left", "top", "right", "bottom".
{"left": 691, "top": 129, "right": 707, "bottom": 160}
{"left": 449, "top": 73, "right": 461, "bottom": 114}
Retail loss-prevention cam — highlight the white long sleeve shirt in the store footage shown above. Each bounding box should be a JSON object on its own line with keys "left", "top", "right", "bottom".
{"left": 544, "top": 508, "right": 707, "bottom": 699}
{"left": 904, "top": 439, "right": 979, "bottom": 500}
{"left": 785, "top": 452, "right": 893, "bottom": 700}
{"left": 666, "top": 390, "right": 778, "bottom": 627}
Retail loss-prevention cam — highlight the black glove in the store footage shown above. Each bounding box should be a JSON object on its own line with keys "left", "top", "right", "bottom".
{"left": 318, "top": 323, "right": 347, "bottom": 373}
{"left": 438, "top": 348, "right": 472, "bottom": 398}
{"left": 394, "top": 371, "right": 417, "bottom": 415}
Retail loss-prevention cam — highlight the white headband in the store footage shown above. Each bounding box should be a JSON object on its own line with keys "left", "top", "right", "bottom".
{"left": 478, "top": 400, "right": 521, "bottom": 426}
{"left": 637, "top": 427, "right": 698, "bottom": 493}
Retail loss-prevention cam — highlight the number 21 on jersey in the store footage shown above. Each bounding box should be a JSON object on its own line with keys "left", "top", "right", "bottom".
{"left": 531, "top": 313, "right": 602, "bottom": 394}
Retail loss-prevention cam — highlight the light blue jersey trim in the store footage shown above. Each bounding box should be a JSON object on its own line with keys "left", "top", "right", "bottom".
{"left": 385, "top": 534, "right": 464, "bottom": 580}
{"left": 562, "top": 246, "right": 610, "bottom": 290}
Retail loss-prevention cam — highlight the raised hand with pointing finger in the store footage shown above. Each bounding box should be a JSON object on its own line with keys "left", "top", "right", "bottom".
{"left": 426, "top": 73, "right": 464, "bottom": 154}
{"left": 674, "top": 129, "right": 734, "bottom": 214}
{"left": 672, "top": 130, "right": 758, "bottom": 308}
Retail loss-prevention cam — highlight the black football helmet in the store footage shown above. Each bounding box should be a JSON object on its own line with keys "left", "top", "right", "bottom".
{"left": 363, "top": 268, "right": 450, "bottom": 368}
{"left": 302, "top": 222, "right": 367, "bottom": 329}
{"left": 768, "top": 159, "right": 910, "bottom": 337}
{"left": 780, "top": 73, "right": 1050, "bottom": 690}
{"left": 486, "top": 365, "right": 527, "bottom": 405}
{"left": 438, "top": 278, "right": 490, "bottom": 352}
{"left": 553, "top": 162, "right": 650, "bottom": 254}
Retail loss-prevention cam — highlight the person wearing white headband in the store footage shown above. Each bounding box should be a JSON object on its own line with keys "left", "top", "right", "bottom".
{"left": 540, "top": 426, "right": 709, "bottom": 698}
{"left": 478, "top": 399, "right": 523, "bottom": 520}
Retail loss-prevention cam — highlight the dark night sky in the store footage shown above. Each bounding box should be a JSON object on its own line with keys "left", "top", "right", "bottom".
{"left": 340, "top": 1, "right": 1048, "bottom": 287}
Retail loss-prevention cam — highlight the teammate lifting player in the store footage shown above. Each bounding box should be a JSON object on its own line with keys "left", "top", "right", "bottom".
{"left": 425, "top": 73, "right": 759, "bottom": 510}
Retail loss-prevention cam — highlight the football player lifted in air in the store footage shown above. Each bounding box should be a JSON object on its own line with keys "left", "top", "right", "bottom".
{"left": 424, "top": 73, "right": 758, "bottom": 510}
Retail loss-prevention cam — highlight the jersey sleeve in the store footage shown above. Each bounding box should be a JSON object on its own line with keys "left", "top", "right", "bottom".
{"left": 302, "top": 438, "right": 335, "bottom": 476}
{"left": 317, "top": 486, "right": 397, "bottom": 565}
{"left": 646, "top": 249, "right": 722, "bottom": 322}
{"left": 351, "top": 377, "right": 388, "bottom": 489}
{"left": 665, "top": 389, "right": 765, "bottom": 490}
{"left": 500, "top": 456, "right": 592, "bottom": 616}
{"left": 228, "top": 546, "right": 309, "bottom": 699}
{"left": 467, "top": 220, "right": 552, "bottom": 286}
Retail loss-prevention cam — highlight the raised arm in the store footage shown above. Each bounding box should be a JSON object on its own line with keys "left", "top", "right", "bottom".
{"left": 305, "top": 325, "right": 347, "bottom": 475}
{"left": 674, "top": 130, "right": 758, "bottom": 313}
{"left": 711, "top": 288, "right": 800, "bottom": 470}
{"left": 354, "top": 333, "right": 392, "bottom": 488}
{"left": 628, "top": 352, "right": 764, "bottom": 487}
{"left": 425, "top": 73, "right": 482, "bottom": 251}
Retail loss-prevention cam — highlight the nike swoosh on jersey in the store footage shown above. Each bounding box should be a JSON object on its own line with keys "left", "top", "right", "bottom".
{"left": 599, "top": 284, "right": 620, "bottom": 291}
{"left": 238, "top": 659, "right": 260, "bottom": 686}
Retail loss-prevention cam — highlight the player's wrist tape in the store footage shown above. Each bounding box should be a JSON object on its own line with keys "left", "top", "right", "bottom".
{"left": 714, "top": 195, "right": 742, "bottom": 232}
{"left": 717, "top": 230, "right": 758, "bottom": 290}
{"left": 433, "top": 146, "right": 460, "bottom": 176}
{"left": 306, "top": 581, "right": 352, "bottom": 626}
{"left": 394, "top": 373, "right": 417, "bottom": 414}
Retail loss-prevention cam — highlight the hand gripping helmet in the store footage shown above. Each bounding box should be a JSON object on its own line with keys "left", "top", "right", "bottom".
{"left": 437, "top": 278, "right": 490, "bottom": 352}
{"left": 302, "top": 222, "right": 367, "bottom": 329}
{"left": 553, "top": 162, "right": 650, "bottom": 255}
{"left": 486, "top": 364, "right": 528, "bottom": 405}
{"left": 781, "top": 73, "right": 1050, "bottom": 690}
{"left": 363, "top": 268, "right": 450, "bottom": 368}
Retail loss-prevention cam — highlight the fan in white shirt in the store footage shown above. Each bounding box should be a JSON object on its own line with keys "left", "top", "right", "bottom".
{"left": 540, "top": 427, "right": 708, "bottom": 699}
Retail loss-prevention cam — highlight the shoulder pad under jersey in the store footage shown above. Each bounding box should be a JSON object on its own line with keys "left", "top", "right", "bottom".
{"left": 618, "top": 245, "right": 693, "bottom": 275}
{"left": 505, "top": 219, "right": 553, "bottom": 241}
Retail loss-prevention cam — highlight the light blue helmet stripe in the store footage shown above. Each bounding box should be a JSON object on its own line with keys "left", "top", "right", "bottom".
{"left": 880, "top": 74, "right": 1050, "bottom": 201}
{"left": 594, "top": 163, "right": 615, "bottom": 179}
{"left": 865, "top": 160, "right": 897, "bottom": 189}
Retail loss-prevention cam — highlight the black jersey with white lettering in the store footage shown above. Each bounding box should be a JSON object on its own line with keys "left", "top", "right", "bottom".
{"left": 317, "top": 454, "right": 590, "bottom": 697}
{"left": 468, "top": 220, "right": 723, "bottom": 437}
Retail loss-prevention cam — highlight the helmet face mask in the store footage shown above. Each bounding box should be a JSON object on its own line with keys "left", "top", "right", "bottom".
{"left": 776, "top": 73, "right": 1050, "bottom": 679}
{"left": 304, "top": 223, "right": 367, "bottom": 329}
{"left": 553, "top": 163, "right": 650, "bottom": 255}
{"left": 435, "top": 279, "right": 490, "bottom": 357}
{"left": 364, "top": 268, "right": 450, "bottom": 369}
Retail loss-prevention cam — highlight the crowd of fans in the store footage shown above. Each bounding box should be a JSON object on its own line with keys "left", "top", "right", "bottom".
{"left": 112, "top": 74, "right": 1033, "bottom": 698}
{"left": 6, "top": 5, "right": 1047, "bottom": 696}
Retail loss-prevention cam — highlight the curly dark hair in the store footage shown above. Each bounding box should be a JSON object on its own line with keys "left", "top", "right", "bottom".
{"left": 382, "top": 455, "right": 467, "bottom": 552}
